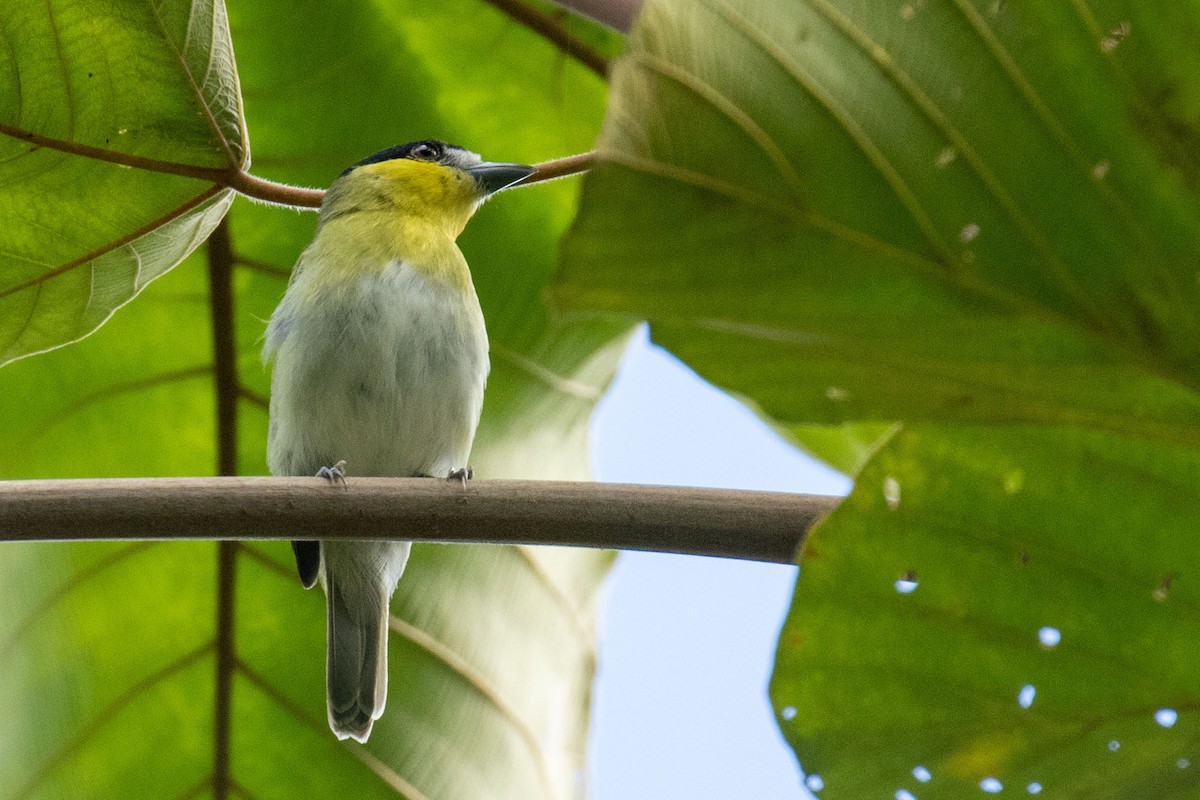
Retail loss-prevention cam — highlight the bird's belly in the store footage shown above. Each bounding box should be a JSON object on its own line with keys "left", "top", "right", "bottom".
{"left": 267, "top": 261, "right": 489, "bottom": 478}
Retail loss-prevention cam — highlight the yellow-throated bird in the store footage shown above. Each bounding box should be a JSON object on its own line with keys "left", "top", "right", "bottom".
{"left": 263, "top": 141, "right": 533, "bottom": 742}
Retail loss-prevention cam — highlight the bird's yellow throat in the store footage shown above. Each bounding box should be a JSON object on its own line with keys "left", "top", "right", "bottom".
{"left": 298, "top": 158, "right": 483, "bottom": 296}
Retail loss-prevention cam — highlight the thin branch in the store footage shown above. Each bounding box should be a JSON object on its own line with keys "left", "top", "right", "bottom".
{"left": 0, "top": 478, "right": 836, "bottom": 563}
{"left": 1, "top": 123, "right": 591, "bottom": 208}
{"left": 0, "top": 122, "right": 233, "bottom": 184}
{"left": 0, "top": 123, "right": 322, "bottom": 208}
{"left": 225, "top": 170, "right": 324, "bottom": 209}
{"left": 522, "top": 152, "right": 594, "bottom": 185}
{"left": 550, "top": 0, "right": 641, "bottom": 33}
{"left": 481, "top": 0, "right": 610, "bottom": 78}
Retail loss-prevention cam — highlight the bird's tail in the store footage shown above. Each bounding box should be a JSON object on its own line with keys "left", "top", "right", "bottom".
{"left": 325, "top": 571, "right": 390, "bottom": 743}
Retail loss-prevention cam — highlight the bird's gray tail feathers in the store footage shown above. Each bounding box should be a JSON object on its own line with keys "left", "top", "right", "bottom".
{"left": 325, "top": 572, "right": 390, "bottom": 743}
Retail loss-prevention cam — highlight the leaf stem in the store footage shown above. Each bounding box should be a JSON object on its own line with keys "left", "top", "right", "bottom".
{"left": 0, "top": 123, "right": 590, "bottom": 208}
{"left": 0, "top": 478, "right": 836, "bottom": 564}
{"left": 550, "top": 0, "right": 641, "bottom": 32}
{"left": 522, "top": 152, "right": 595, "bottom": 185}
{"left": 480, "top": 0, "right": 610, "bottom": 77}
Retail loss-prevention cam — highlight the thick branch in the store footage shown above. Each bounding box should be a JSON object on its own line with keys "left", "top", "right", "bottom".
{"left": 0, "top": 478, "right": 837, "bottom": 564}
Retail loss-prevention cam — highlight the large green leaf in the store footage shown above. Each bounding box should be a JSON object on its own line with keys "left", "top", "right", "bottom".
{"left": 773, "top": 425, "right": 1200, "bottom": 798}
{"left": 555, "top": 0, "right": 1200, "bottom": 792}
{"left": 0, "top": 0, "right": 628, "bottom": 797}
{"left": 0, "top": 0, "right": 246, "bottom": 365}
{"left": 556, "top": 0, "right": 1200, "bottom": 447}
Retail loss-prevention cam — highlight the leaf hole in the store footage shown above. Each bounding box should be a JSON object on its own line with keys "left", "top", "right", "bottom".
{"left": 1156, "top": 708, "right": 1178, "bottom": 728}
{"left": 884, "top": 476, "right": 901, "bottom": 509}
{"left": 895, "top": 571, "right": 918, "bottom": 594}
{"left": 1037, "top": 626, "right": 1061, "bottom": 649}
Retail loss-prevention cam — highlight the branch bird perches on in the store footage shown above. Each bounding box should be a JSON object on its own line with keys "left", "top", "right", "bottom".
{"left": 0, "top": 478, "right": 835, "bottom": 564}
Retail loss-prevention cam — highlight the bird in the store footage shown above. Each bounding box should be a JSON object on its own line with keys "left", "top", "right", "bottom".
{"left": 262, "top": 140, "right": 534, "bottom": 742}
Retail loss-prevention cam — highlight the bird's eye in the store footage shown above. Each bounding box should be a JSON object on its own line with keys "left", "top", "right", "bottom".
{"left": 411, "top": 143, "right": 441, "bottom": 161}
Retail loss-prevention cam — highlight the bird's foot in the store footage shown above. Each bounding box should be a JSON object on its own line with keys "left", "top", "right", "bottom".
{"left": 316, "top": 460, "right": 348, "bottom": 489}
{"left": 447, "top": 467, "right": 473, "bottom": 488}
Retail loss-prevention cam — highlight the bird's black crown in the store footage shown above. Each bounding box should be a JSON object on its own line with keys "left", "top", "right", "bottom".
{"left": 340, "top": 140, "right": 465, "bottom": 176}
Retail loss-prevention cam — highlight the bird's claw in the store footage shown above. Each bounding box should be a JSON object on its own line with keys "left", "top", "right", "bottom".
{"left": 447, "top": 467, "right": 473, "bottom": 488}
{"left": 317, "top": 460, "right": 348, "bottom": 489}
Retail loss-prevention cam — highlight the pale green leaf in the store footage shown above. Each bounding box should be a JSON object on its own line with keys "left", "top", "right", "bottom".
{"left": 0, "top": 1, "right": 629, "bottom": 797}
{"left": 0, "top": 0, "right": 247, "bottom": 365}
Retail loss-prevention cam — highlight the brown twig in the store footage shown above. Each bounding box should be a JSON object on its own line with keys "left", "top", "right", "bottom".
{"left": 550, "top": 0, "right": 640, "bottom": 33}
{"left": 522, "top": 152, "right": 595, "bottom": 186}
{"left": 0, "top": 123, "right": 323, "bottom": 209}
{"left": 1, "top": 122, "right": 591, "bottom": 207}
{"left": 225, "top": 170, "right": 324, "bottom": 209}
{"left": 481, "top": 0, "right": 610, "bottom": 78}
{"left": 0, "top": 478, "right": 838, "bottom": 564}
{"left": 2, "top": 122, "right": 592, "bottom": 209}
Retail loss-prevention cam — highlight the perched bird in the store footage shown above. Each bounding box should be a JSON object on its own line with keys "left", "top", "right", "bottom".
{"left": 263, "top": 141, "right": 533, "bottom": 742}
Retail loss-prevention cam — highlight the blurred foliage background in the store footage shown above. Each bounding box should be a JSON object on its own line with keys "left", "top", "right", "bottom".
{"left": 4, "top": 0, "right": 1200, "bottom": 797}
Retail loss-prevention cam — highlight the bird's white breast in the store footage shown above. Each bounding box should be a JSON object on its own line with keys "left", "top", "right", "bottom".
{"left": 266, "top": 259, "right": 489, "bottom": 479}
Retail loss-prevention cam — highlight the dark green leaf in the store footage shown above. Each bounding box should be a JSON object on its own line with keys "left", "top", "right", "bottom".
{"left": 557, "top": 0, "right": 1200, "bottom": 444}
{"left": 773, "top": 425, "right": 1200, "bottom": 798}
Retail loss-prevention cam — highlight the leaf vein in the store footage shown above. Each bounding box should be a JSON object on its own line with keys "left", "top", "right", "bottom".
{"left": 800, "top": 0, "right": 1107, "bottom": 330}
{"left": 390, "top": 615, "right": 562, "bottom": 800}
{"left": 237, "top": 664, "right": 431, "bottom": 800}
{"left": 142, "top": 0, "right": 239, "bottom": 169}
{"left": 627, "top": 52, "right": 803, "bottom": 193}
{"left": 43, "top": 0, "right": 76, "bottom": 139}
{"left": 701, "top": 0, "right": 958, "bottom": 270}
{"left": 9, "top": 645, "right": 210, "bottom": 800}
{"left": 0, "top": 542, "right": 159, "bottom": 660}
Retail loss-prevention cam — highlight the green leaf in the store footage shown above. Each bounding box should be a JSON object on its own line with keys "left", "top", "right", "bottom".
{"left": 556, "top": 0, "right": 1200, "bottom": 792}
{"left": 0, "top": 0, "right": 247, "bottom": 365}
{"left": 0, "top": 0, "right": 629, "bottom": 797}
{"left": 772, "top": 425, "right": 1200, "bottom": 798}
{"left": 556, "top": 0, "right": 1200, "bottom": 444}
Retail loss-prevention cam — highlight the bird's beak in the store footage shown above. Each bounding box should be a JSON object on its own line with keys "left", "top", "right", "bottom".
{"left": 466, "top": 162, "right": 535, "bottom": 195}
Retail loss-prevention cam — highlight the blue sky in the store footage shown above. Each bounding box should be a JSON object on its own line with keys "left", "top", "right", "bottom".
{"left": 587, "top": 327, "right": 850, "bottom": 799}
